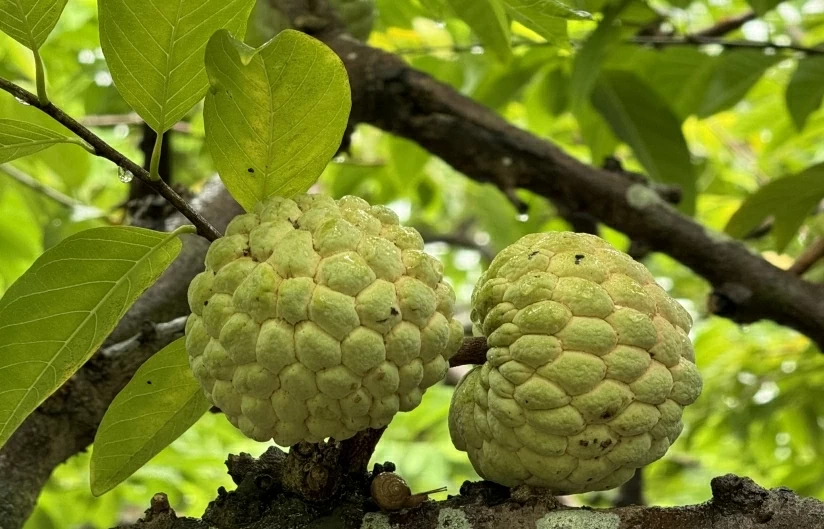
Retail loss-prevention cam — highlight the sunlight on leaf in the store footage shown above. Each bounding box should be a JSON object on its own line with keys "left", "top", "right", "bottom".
{"left": 204, "top": 29, "right": 351, "bottom": 212}
{"left": 90, "top": 337, "right": 211, "bottom": 496}
{"left": 98, "top": 0, "right": 256, "bottom": 133}
{"left": 697, "top": 50, "right": 780, "bottom": 118}
{"left": 0, "top": 226, "right": 192, "bottom": 449}
{"left": 0, "top": 0, "right": 67, "bottom": 50}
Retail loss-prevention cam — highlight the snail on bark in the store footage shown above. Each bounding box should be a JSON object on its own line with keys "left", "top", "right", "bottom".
{"left": 370, "top": 472, "right": 448, "bottom": 511}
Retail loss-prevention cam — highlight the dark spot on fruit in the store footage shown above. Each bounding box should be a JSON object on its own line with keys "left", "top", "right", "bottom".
{"left": 247, "top": 167, "right": 255, "bottom": 174}
{"left": 242, "top": 249, "right": 250, "bottom": 257}
{"left": 376, "top": 318, "right": 388, "bottom": 323}
{"left": 587, "top": 478, "right": 593, "bottom": 482}
{"left": 147, "top": 380, "right": 152, "bottom": 385}
{"left": 579, "top": 440, "right": 589, "bottom": 446}
{"left": 575, "top": 254, "right": 585, "bottom": 264}
{"left": 600, "top": 439, "right": 613, "bottom": 449}
{"left": 601, "top": 411, "right": 612, "bottom": 419}
{"left": 390, "top": 307, "right": 399, "bottom": 316}
{"left": 528, "top": 251, "right": 539, "bottom": 259}
{"left": 203, "top": 301, "right": 209, "bottom": 306}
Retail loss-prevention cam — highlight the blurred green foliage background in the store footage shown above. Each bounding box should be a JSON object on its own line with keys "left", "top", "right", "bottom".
{"left": 2, "top": 0, "right": 824, "bottom": 527}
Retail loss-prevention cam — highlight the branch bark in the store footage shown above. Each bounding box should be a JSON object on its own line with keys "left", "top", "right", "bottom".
{"left": 0, "top": 77, "right": 221, "bottom": 241}
{"left": 277, "top": 0, "right": 824, "bottom": 351}
{"left": 116, "top": 446, "right": 824, "bottom": 529}
{"left": 0, "top": 178, "right": 242, "bottom": 529}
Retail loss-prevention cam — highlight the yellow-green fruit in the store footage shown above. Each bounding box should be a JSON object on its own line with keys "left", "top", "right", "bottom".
{"left": 449, "top": 232, "right": 702, "bottom": 493}
{"left": 186, "top": 194, "right": 463, "bottom": 446}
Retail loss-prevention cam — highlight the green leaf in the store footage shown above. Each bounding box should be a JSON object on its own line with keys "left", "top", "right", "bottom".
{"left": 591, "top": 70, "right": 696, "bottom": 212}
{"left": 573, "top": 101, "right": 618, "bottom": 167}
{"left": 90, "top": 337, "right": 211, "bottom": 496}
{"left": 725, "top": 163, "right": 824, "bottom": 251}
{"left": 0, "top": 119, "right": 80, "bottom": 164}
{"left": 502, "top": 0, "right": 590, "bottom": 44}
{"left": 745, "top": 0, "right": 782, "bottom": 16}
{"left": 0, "top": 0, "right": 67, "bottom": 50}
{"left": 446, "top": 0, "right": 512, "bottom": 62}
{"left": 98, "top": 0, "right": 256, "bottom": 133}
{"left": 569, "top": 5, "right": 625, "bottom": 108}
{"left": 204, "top": 29, "right": 351, "bottom": 212}
{"left": 643, "top": 48, "right": 718, "bottom": 120}
{"left": 697, "top": 50, "right": 780, "bottom": 118}
{"left": 0, "top": 226, "right": 191, "bottom": 449}
{"left": 786, "top": 56, "right": 824, "bottom": 131}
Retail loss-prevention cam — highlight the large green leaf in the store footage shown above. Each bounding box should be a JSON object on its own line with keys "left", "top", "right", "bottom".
{"left": 446, "top": 0, "right": 511, "bottom": 62}
{"left": 725, "top": 163, "right": 824, "bottom": 251}
{"left": 697, "top": 50, "right": 780, "bottom": 118}
{"left": 98, "top": 0, "right": 256, "bottom": 133}
{"left": 573, "top": 101, "right": 619, "bottom": 167}
{"left": 0, "top": 119, "right": 82, "bottom": 164}
{"left": 786, "top": 56, "right": 824, "bottom": 131}
{"left": 503, "top": 0, "right": 589, "bottom": 44}
{"left": 591, "top": 70, "right": 696, "bottom": 212}
{"left": 90, "top": 337, "right": 211, "bottom": 496}
{"left": 0, "top": 225, "right": 192, "bottom": 449}
{"left": 204, "top": 29, "right": 351, "bottom": 212}
{"left": 644, "top": 48, "right": 718, "bottom": 120}
{"left": 0, "top": 0, "right": 67, "bottom": 50}
{"left": 569, "top": 5, "right": 624, "bottom": 108}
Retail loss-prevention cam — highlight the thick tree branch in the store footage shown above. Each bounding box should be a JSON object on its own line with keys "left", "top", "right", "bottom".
{"left": 0, "top": 77, "right": 221, "bottom": 241}
{"left": 691, "top": 11, "right": 756, "bottom": 38}
{"left": 116, "top": 446, "right": 824, "bottom": 529}
{"left": 0, "top": 179, "right": 242, "bottom": 529}
{"left": 274, "top": 1, "right": 824, "bottom": 352}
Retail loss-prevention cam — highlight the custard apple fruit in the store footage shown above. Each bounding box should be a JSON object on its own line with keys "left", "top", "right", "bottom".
{"left": 448, "top": 232, "right": 702, "bottom": 493}
{"left": 185, "top": 194, "right": 463, "bottom": 445}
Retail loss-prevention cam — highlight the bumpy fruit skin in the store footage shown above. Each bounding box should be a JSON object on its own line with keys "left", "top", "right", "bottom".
{"left": 186, "top": 194, "right": 463, "bottom": 446}
{"left": 449, "top": 232, "right": 702, "bottom": 493}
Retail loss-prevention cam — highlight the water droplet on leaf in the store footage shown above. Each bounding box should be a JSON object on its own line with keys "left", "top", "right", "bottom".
{"left": 118, "top": 167, "right": 134, "bottom": 183}
{"left": 516, "top": 213, "right": 529, "bottom": 222}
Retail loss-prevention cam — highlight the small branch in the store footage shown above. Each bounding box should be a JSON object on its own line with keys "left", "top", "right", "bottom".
{"left": 0, "top": 77, "right": 222, "bottom": 241}
{"left": 692, "top": 11, "right": 756, "bottom": 38}
{"left": 629, "top": 35, "right": 824, "bottom": 55}
{"left": 788, "top": 238, "right": 824, "bottom": 276}
{"left": 0, "top": 163, "right": 84, "bottom": 209}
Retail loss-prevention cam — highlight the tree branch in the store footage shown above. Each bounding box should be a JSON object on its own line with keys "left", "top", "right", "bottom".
{"left": 691, "top": 11, "right": 756, "bottom": 38}
{"left": 789, "top": 237, "right": 824, "bottom": 276}
{"left": 273, "top": 1, "right": 824, "bottom": 352}
{"left": 0, "top": 77, "right": 222, "bottom": 241}
{"left": 116, "top": 446, "right": 824, "bottom": 529}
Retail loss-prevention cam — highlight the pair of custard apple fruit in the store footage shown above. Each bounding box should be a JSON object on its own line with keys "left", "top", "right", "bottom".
{"left": 185, "top": 193, "right": 703, "bottom": 493}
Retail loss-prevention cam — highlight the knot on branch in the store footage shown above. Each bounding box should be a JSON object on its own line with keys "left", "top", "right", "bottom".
{"left": 710, "top": 474, "right": 780, "bottom": 523}
{"left": 708, "top": 284, "right": 754, "bottom": 319}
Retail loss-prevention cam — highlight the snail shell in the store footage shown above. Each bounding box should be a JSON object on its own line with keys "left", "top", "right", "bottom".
{"left": 371, "top": 472, "right": 412, "bottom": 511}
{"left": 370, "top": 472, "right": 448, "bottom": 511}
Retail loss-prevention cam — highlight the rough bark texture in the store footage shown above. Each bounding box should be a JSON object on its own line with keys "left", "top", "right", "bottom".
{"left": 115, "top": 446, "right": 824, "bottom": 529}
{"left": 0, "top": 178, "right": 242, "bottom": 529}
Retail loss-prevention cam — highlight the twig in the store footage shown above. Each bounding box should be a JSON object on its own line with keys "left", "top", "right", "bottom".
{"left": 0, "top": 164, "right": 84, "bottom": 209}
{"left": 692, "top": 11, "right": 756, "bottom": 38}
{"left": 0, "top": 77, "right": 222, "bottom": 241}
{"left": 628, "top": 35, "right": 824, "bottom": 55}
{"left": 788, "top": 238, "right": 824, "bottom": 276}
